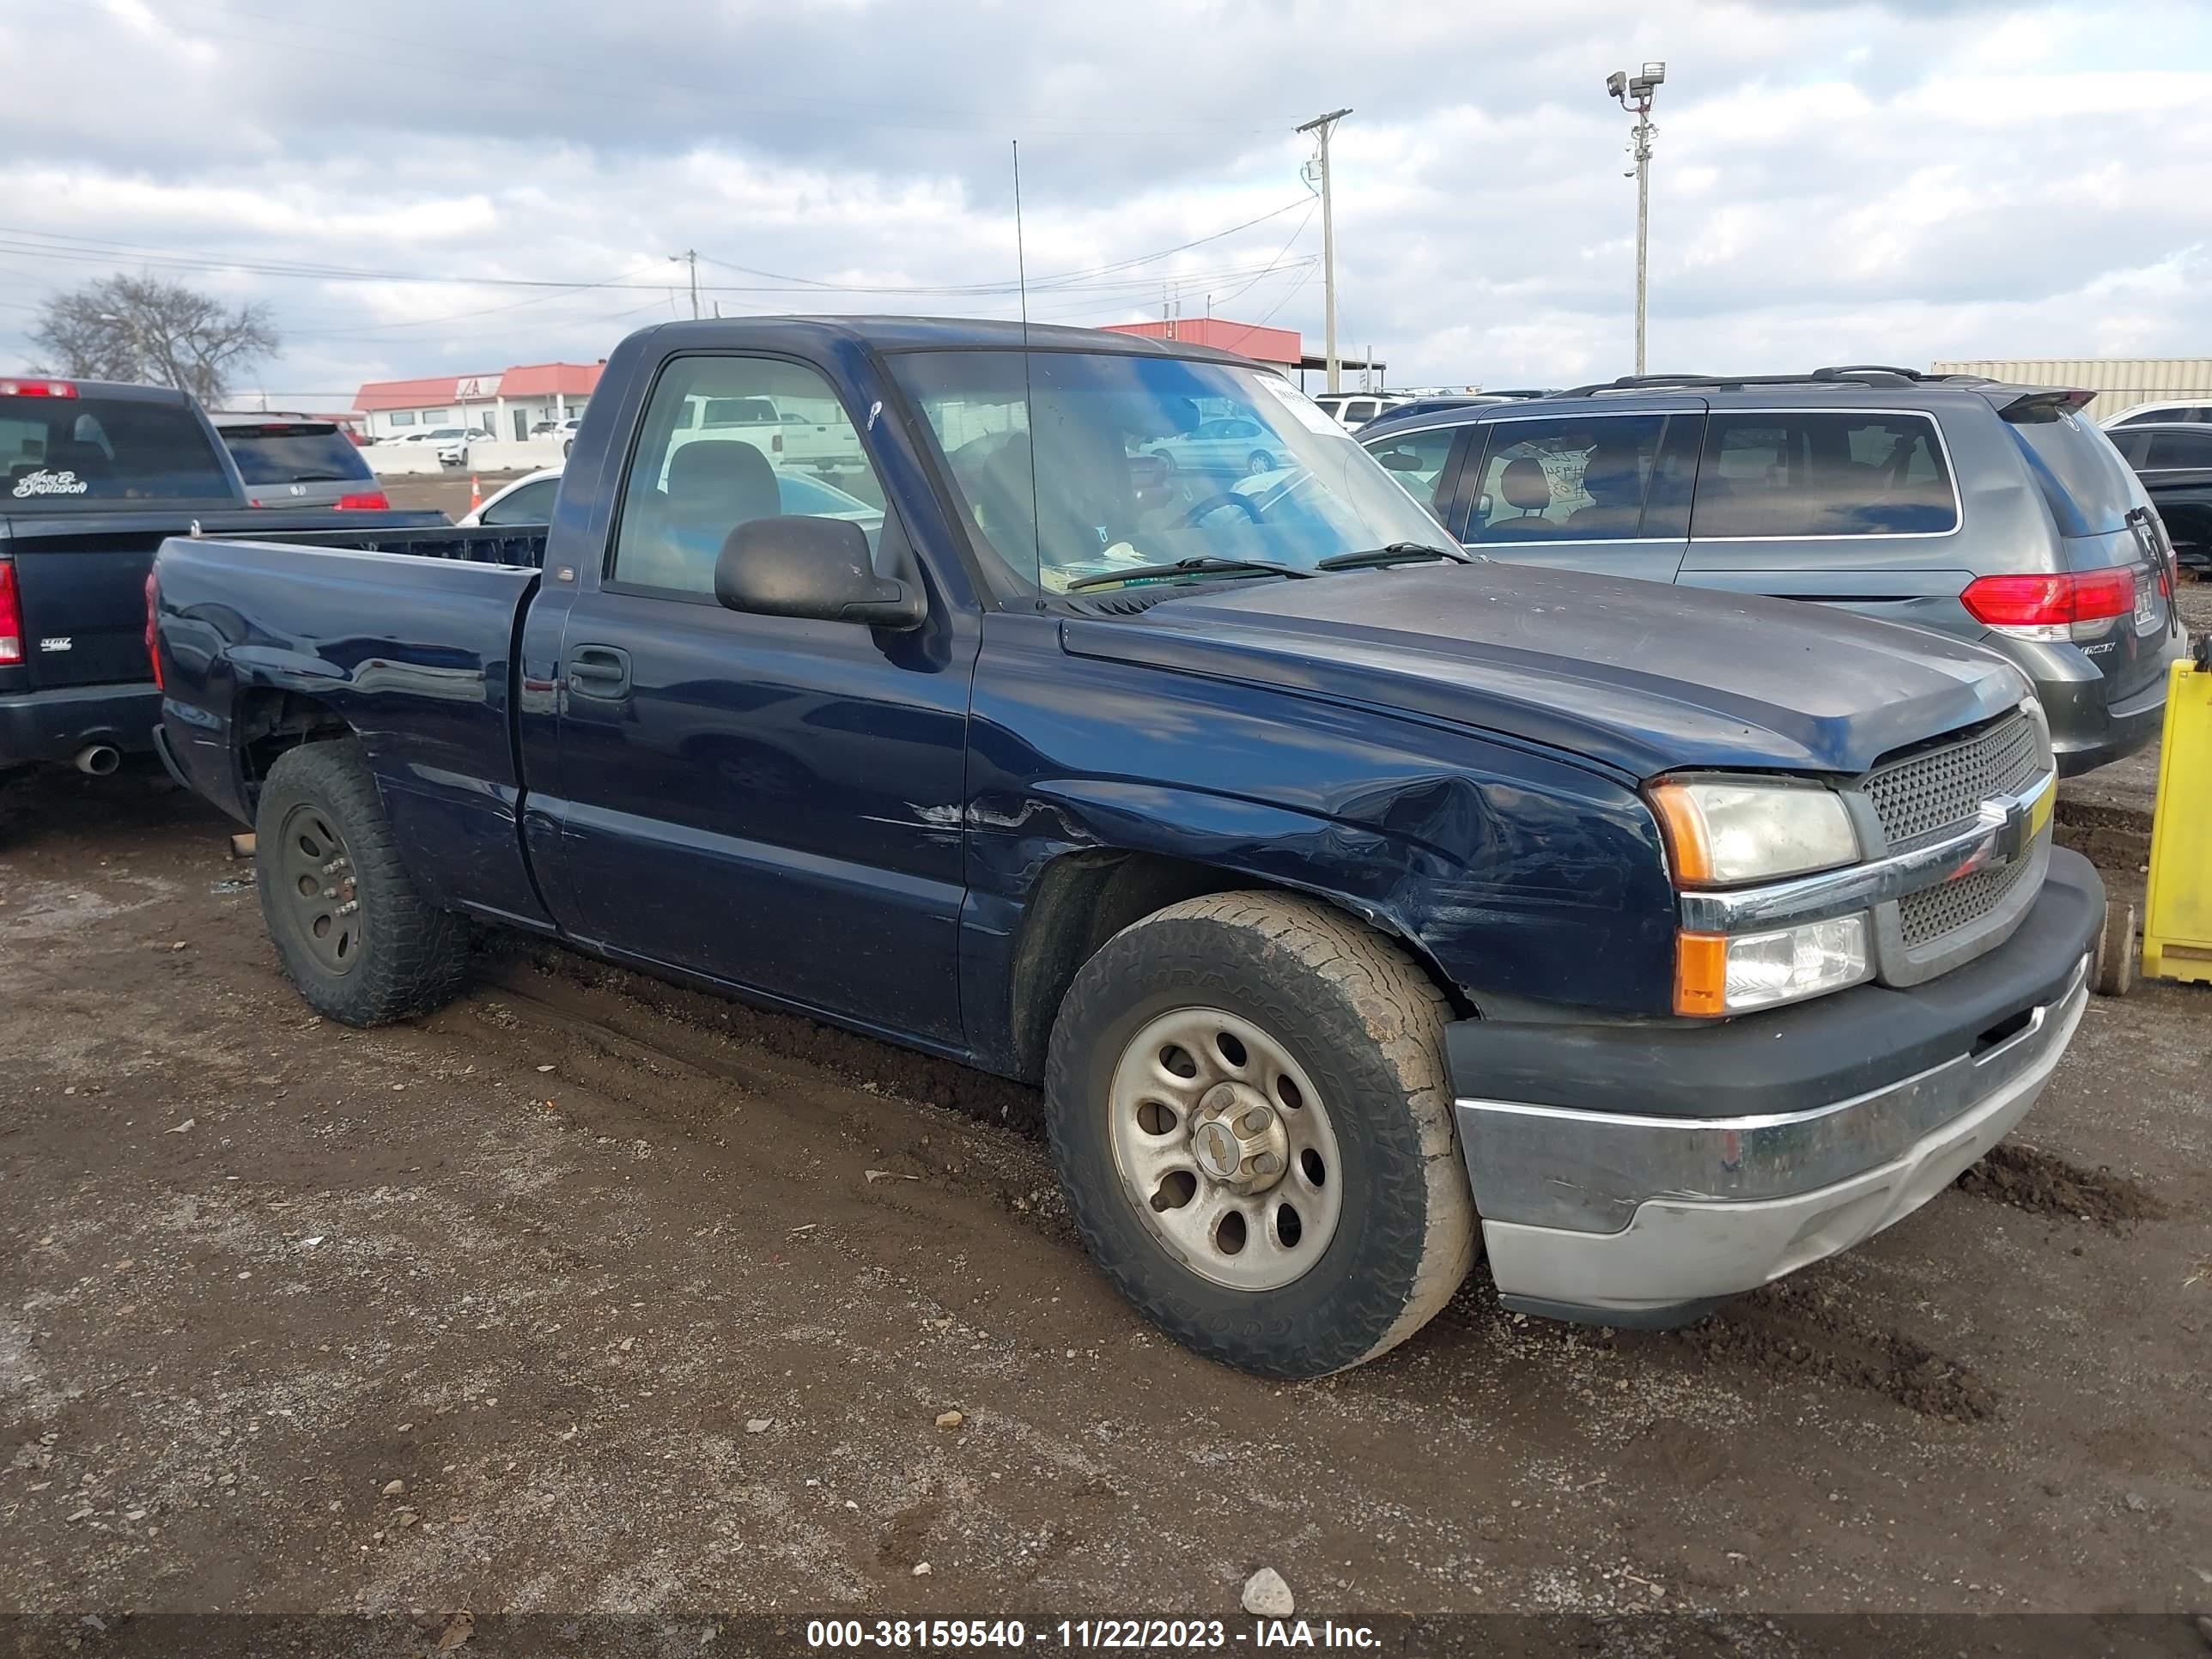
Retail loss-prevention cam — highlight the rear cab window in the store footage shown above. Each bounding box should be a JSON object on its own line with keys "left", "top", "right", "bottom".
{"left": 1691, "top": 410, "right": 1957, "bottom": 538}
{"left": 220, "top": 422, "right": 375, "bottom": 486}
{"left": 3, "top": 392, "right": 234, "bottom": 505}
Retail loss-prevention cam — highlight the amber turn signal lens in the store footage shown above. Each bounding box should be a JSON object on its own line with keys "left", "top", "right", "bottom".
{"left": 1650, "top": 783, "right": 1714, "bottom": 884}
{"left": 1674, "top": 932, "right": 1730, "bottom": 1018}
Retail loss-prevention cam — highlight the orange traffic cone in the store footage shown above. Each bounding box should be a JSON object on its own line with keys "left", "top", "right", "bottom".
{"left": 468, "top": 474, "right": 483, "bottom": 514}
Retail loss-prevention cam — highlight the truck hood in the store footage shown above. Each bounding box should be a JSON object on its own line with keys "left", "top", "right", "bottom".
{"left": 1060, "top": 562, "right": 2027, "bottom": 781}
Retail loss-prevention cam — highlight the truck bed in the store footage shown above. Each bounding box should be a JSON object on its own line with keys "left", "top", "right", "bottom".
{"left": 151, "top": 525, "right": 553, "bottom": 925}
{"left": 1, "top": 506, "right": 454, "bottom": 769}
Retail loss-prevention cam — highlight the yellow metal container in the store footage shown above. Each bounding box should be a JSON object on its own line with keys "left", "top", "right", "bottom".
{"left": 2142, "top": 655, "right": 2212, "bottom": 985}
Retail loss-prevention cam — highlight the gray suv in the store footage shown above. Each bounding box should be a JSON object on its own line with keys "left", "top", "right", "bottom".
{"left": 210, "top": 411, "right": 386, "bottom": 510}
{"left": 1358, "top": 368, "right": 2186, "bottom": 774}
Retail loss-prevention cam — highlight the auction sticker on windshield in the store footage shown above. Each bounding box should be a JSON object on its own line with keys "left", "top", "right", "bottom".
{"left": 1255, "top": 375, "right": 1345, "bottom": 436}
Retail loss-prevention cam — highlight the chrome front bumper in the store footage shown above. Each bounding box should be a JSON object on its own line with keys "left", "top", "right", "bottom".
{"left": 1455, "top": 951, "right": 2091, "bottom": 1325}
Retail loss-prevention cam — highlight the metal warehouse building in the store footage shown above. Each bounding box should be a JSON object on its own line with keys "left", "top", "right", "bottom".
{"left": 1931, "top": 358, "right": 2212, "bottom": 422}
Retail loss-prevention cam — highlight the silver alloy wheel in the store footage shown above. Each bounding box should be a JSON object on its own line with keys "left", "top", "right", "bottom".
{"left": 1106, "top": 1005, "right": 1345, "bottom": 1291}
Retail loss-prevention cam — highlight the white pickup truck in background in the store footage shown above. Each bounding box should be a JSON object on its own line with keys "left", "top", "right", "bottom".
{"left": 668, "top": 392, "right": 864, "bottom": 479}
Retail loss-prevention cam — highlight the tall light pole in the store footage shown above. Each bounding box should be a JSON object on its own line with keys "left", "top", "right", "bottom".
{"left": 1296, "top": 107, "right": 1352, "bottom": 393}
{"left": 670, "top": 249, "right": 700, "bottom": 319}
{"left": 1606, "top": 63, "right": 1664, "bottom": 376}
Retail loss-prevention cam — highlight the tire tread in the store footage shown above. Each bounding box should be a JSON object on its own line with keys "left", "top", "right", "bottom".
{"left": 254, "top": 740, "right": 470, "bottom": 1026}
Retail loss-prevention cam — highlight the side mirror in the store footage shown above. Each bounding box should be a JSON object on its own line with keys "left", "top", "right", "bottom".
{"left": 714, "top": 515, "right": 925, "bottom": 629}
{"left": 1374, "top": 448, "right": 1427, "bottom": 473}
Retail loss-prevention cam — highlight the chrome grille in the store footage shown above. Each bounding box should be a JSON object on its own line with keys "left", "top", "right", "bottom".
{"left": 1897, "top": 853, "right": 2036, "bottom": 949}
{"left": 1865, "top": 714, "right": 2041, "bottom": 851}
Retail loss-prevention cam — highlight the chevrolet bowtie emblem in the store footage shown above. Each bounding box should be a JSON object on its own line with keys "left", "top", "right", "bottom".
{"left": 1952, "top": 793, "right": 2036, "bottom": 881}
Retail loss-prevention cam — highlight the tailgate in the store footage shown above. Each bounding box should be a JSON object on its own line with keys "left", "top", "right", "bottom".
{"left": 2052, "top": 507, "right": 2180, "bottom": 709}
{"left": 2, "top": 520, "right": 172, "bottom": 690}
{"left": 2003, "top": 398, "right": 2180, "bottom": 704}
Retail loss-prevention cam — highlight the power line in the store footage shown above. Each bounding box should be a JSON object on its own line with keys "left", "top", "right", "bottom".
{"left": 1200, "top": 201, "right": 1318, "bottom": 312}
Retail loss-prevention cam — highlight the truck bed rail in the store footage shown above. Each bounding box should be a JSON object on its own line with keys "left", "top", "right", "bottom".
{"left": 230, "top": 524, "right": 550, "bottom": 569}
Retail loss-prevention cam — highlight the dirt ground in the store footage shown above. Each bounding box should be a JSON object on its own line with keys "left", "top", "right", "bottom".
{"left": 3, "top": 667, "right": 2210, "bottom": 1625}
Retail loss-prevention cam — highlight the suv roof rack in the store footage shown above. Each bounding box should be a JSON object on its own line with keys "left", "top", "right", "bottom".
{"left": 1556, "top": 366, "right": 1995, "bottom": 398}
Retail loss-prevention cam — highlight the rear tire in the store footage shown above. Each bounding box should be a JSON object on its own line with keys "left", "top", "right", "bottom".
{"left": 1044, "top": 891, "right": 1476, "bottom": 1378}
{"left": 253, "top": 740, "right": 470, "bottom": 1026}
{"left": 1246, "top": 450, "right": 1275, "bottom": 477}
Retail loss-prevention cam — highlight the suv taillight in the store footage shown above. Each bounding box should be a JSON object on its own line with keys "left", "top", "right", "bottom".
{"left": 143, "top": 567, "right": 162, "bottom": 691}
{"left": 336, "top": 491, "right": 390, "bottom": 510}
{"left": 0, "top": 559, "right": 21, "bottom": 664}
{"left": 1960, "top": 569, "right": 2133, "bottom": 641}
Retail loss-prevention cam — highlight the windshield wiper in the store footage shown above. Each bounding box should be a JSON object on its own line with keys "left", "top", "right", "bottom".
{"left": 1315, "top": 541, "right": 1474, "bottom": 571}
{"left": 1065, "top": 556, "right": 1316, "bottom": 592}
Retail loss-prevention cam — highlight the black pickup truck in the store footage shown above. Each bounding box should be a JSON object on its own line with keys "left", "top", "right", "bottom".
{"left": 150, "top": 317, "right": 2103, "bottom": 1377}
{"left": 0, "top": 376, "right": 433, "bottom": 781}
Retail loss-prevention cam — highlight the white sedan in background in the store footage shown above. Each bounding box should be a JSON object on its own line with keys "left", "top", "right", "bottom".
{"left": 1142, "top": 416, "right": 1288, "bottom": 478}
{"left": 459, "top": 465, "right": 886, "bottom": 532}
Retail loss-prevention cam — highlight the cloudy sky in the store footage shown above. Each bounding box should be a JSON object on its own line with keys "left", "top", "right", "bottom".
{"left": 4, "top": 0, "right": 2209, "bottom": 405}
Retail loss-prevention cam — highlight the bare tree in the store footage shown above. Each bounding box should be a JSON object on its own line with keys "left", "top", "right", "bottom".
{"left": 28, "top": 274, "right": 279, "bottom": 404}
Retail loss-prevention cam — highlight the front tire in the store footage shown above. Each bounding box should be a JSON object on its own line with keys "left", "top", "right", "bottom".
{"left": 1044, "top": 892, "right": 1476, "bottom": 1377}
{"left": 1246, "top": 450, "right": 1276, "bottom": 477}
{"left": 253, "top": 740, "right": 471, "bottom": 1026}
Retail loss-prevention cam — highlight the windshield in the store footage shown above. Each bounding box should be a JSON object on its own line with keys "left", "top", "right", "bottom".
{"left": 888, "top": 349, "right": 1451, "bottom": 594}
{"left": 2, "top": 393, "right": 234, "bottom": 504}
{"left": 221, "top": 422, "right": 375, "bottom": 485}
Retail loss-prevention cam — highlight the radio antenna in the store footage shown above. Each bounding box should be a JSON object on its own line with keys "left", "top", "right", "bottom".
{"left": 1012, "top": 139, "right": 1042, "bottom": 597}
{"left": 1012, "top": 138, "right": 1031, "bottom": 342}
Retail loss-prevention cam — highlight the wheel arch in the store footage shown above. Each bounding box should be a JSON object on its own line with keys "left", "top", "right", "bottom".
{"left": 234, "top": 688, "right": 354, "bottom": 811}
{"left": 1000, "top": 843, "right": 1470, "bottom": 1085}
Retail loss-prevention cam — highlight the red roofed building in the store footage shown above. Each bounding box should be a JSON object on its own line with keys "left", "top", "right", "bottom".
{"left": 1100, "top": 318, "right": 1301, "bottom": 369}
{"left": 1098, "top": 317, "right": 1386, "bottom": 389}
{"left": 352, "top": 362, "right": 603, "bottom": 443}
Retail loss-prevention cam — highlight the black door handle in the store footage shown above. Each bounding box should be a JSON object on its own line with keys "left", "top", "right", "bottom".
{"left": 567, "top": 644, "right": 632, "bottom": 698}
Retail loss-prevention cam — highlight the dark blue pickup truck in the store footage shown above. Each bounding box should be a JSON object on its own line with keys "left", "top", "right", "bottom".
{"left": 150, "top": 317, "right": 2103, "bottom": 1377}
{"left": 0, "top": 376, "right": 428, "bottom": 784}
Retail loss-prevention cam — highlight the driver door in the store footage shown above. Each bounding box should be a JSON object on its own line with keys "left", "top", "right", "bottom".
{"left": 545, "top": 350, "right": 975, "bottom": 1043}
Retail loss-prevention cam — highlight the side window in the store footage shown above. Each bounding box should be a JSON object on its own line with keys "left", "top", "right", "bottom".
{"left": 1691, "top": 410, "right": 1956, "bottom": 538}
{"left": 2145, "top": 430, "right": 2212, "bottom": 469}
{"left": 1464, "top": 415, "right": 1669, "bottom": 543}
{"left": 1361, "top": 427, "right": 1459, "bottom": 516}
{"left": 611, "top": 356, "right": 882, "bottom": 596}
{"left": 2111, "top": 429, "right": 2152, "bottom": 466}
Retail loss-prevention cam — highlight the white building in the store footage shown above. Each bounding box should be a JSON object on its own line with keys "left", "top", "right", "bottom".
{"left": 352, "top": 361, "right": 603, "bottom": 442}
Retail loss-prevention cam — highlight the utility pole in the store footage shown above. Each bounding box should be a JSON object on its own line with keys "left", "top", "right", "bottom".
{"left": 1606, "top": 64, "right": 1664, "bottom": 376}
{"left": 670, "top": 248, "right": 700, "bottom": 319}
{"left": 1296, "top": 107, "right": 1352, "bottom": 393}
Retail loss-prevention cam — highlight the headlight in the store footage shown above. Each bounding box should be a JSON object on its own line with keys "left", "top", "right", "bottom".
{"left": 1650, "top": 778, "right": 1860, "bottom": 886}
{"left": 1676, "top": 915, "right": 1873, "bottom": 1016}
